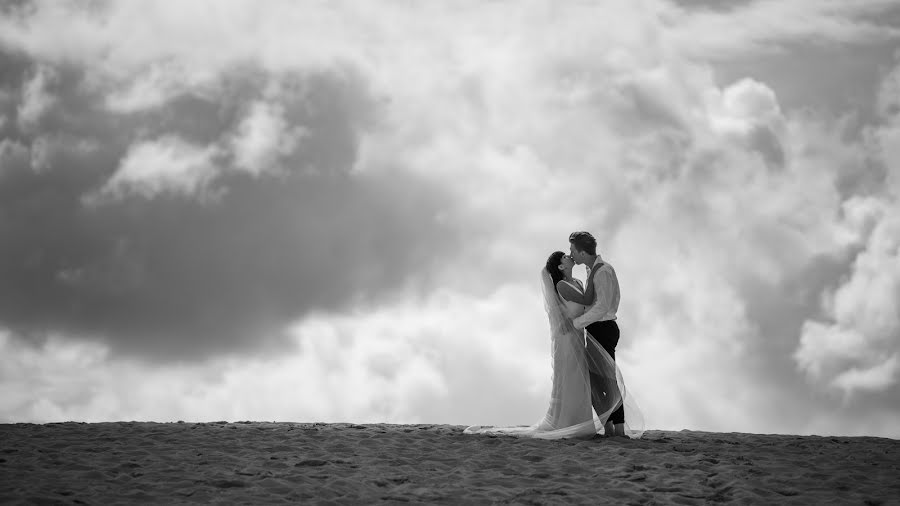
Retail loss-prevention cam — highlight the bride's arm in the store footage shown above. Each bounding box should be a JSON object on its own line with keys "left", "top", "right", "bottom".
{"left": 563, "top": 304, "right": 586, "bottom": 320}
{"left": 557, "top": 275, "right": 596, "bottom": 306}
{"left": 556, "top": 281, "right": 587, "bottom": 319}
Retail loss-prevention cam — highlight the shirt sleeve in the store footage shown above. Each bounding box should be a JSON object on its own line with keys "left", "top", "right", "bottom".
{"left": 573, "top": 269, "right": 612, "bottom": 329}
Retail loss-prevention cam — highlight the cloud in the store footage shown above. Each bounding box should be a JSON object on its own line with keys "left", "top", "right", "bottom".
{"left": 832, "top": 354, "right": 899, "bottom": 393}
{"left": 0, "top": 286, "right": 552, "bottom": 425}
{"left": 711, "top": 77, "right": 786, "bottom": 168}
{"left": 0, "top": 45, "right": 458, "bottom": 361}
{"left": 92, "top": 136, "right": 220, "bottom": 200}
{"left": 1, "top": 0, "right": 899, "bottom": 438}
{"left": 230, "top": 101, "right": 307, "bottom": 177}
{"left": 16, "top": 63, "right": 57, "bottom": 132}
{"left": 665, "top": 0, "right": 900, "bottom": 60}
{"left": 792, "top": 62, "right": 900, "bottom": 398}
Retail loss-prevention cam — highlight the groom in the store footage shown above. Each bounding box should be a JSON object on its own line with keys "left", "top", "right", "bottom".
{"left": 567, "top": 231, "right": 626, "bottom": 438}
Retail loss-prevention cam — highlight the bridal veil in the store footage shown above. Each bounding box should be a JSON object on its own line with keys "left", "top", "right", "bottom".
{"left": 463, "top": 269, "right": 644, "bottom": 440}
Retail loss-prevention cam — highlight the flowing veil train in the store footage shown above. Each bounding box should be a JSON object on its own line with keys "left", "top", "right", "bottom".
{"left": 463, "top": 269, "right": 644, "bottom": 440}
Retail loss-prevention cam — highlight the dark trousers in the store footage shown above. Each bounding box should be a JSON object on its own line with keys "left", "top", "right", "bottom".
{"left": 586, "top": 320, "right": 625, "bottom": 425}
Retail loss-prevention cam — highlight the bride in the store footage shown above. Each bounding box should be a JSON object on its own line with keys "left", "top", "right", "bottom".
{"left": 464, "top": 251, "right": 643, "bottom": 440}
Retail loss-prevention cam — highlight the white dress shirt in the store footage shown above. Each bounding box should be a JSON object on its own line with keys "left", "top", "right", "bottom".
{"left": 573, "top": 257, "right": 620, "bottom": 330}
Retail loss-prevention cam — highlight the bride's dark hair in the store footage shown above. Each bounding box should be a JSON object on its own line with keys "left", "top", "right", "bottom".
{"left": 545, "top": 251, "right": 565, "bottom": 289}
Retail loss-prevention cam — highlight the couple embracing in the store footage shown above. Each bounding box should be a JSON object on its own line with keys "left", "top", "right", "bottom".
{"left": 464, "top": 231, "right": 643, "bottom": 440}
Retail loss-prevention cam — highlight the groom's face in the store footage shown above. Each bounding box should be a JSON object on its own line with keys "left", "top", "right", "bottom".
{"left": 569, "top": 243, "right": 583, "bottom": 265}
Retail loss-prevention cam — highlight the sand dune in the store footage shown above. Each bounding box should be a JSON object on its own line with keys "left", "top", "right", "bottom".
{"left": 1, "top": 422, "right": 898, "bottom": 504}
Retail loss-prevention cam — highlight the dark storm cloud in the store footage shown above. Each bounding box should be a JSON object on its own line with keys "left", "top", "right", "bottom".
{"left": 0, "top": 48, "right": 457, "bottom": 361}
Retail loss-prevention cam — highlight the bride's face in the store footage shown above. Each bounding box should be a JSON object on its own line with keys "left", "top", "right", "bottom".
{"left": 559, "top": 254, "right": 575, "bottom": 272}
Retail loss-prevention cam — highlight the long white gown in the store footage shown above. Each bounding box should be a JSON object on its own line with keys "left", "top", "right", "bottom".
{"left": 463, "top": 270, "right": 643, "bottom": 440}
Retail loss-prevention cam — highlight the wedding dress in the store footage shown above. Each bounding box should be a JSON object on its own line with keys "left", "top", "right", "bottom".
{"left": 463, "top": 270, "right": 643, "bottom": 439}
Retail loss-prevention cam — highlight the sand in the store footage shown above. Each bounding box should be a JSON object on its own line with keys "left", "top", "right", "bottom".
{"left": 1, "top": 422, "right": 898, "bottom": 505}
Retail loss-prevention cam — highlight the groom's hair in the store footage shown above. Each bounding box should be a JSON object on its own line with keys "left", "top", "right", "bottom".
{"left": 569, "top": 231, "right": 597, "bottom": 255}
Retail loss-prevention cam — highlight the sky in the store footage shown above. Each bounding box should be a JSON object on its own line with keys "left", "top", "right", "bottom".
{"left": 0, "top": 0, "right": 899, "bottom": 438}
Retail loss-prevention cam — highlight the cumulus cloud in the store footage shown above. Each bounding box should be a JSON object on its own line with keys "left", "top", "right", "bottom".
{"left": 793, "top": 65, "right": 900, "bottom": 396}
{"left": 711, "top": 77, "right": 786, "bottom": 168}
